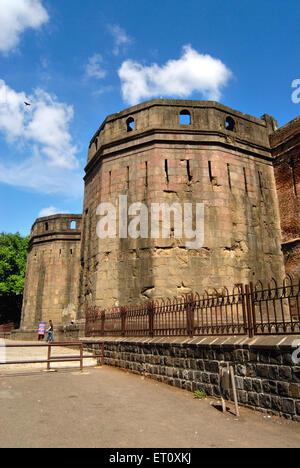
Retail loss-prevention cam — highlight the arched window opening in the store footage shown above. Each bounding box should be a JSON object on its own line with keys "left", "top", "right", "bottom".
{"left": 225, "top": 116, "right": 235, "bottom": 131}
{"left": 127, "top": 117, "right": 135, "bottom": 132}
{"left": 70, "top": 221, "right": 77, "bottom": 230}
{"left": 180, "top": 110, "right": 191, "bottom": 125}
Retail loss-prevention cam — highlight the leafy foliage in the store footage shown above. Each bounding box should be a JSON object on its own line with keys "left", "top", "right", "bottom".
{"left": 0, "top": 232, "right": 29, "bottom": 296}
{"left": 194, "top": 389, "right": 207, "bottom": 399}
{"left": 0, "top": 232, "right": 29, "bottom": 325}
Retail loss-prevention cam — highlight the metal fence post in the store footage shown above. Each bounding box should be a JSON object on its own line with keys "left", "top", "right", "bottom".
{"left": 101, "top": 310, "right": 105, "bottom": 336}
{"left": 239, "top": 284, "right": 248, "bottom": 335}
{"left": 249, "top": 281, "right": 256, "bottom": 336}
{"left": 245, "top": 284, "right": 254, "bottom": 338}
{"left": 148, "top": 302, "right": 154, "bottom": 337}
{"left": 186, "top": 294, "right": 195, "bottom": 338}
{"left": 121, "top": 307, "right": 127, "bottom": 337}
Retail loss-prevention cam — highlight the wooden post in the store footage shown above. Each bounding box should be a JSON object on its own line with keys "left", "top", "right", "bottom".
{"left": 80, "top": 343, "right": 83, "bottom": 371}
{"left": 47, "top": 344, "right": 51, "bottom": 371}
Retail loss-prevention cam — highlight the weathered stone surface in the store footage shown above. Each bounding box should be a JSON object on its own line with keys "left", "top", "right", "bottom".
{"left": 20, "top": 100, "right": 299, "bottom": 333}
{"left": 21, "top": 214, "right": 82, "bottom": 329}
{"left": 271, "top": 116, "right": 300, "bottom": 279}
{"left": 80, "top": 99, "right": 285, "bottom": 312}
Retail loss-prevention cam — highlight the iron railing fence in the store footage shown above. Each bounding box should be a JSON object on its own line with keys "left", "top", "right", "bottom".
{"left": 85, "top": 276, "right": 300, "bottom": 339}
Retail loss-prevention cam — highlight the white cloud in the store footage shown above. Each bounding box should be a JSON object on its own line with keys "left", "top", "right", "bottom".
{"left": 108, "top": 24, "right": 132, "bottom": 56}
{"left": 0, "top": 79, "right": 83, "bottom": 197}
{"left": 85, "top": 54, "right": 106, "bottom": 80}
{"left": 118, "top": 45, "right": 232, "bottom": 106}
{"left": 0, "top": 80, "right": 78, "bottom": 169}
{"left": 0, "top": 0, "right": 49, "bottom": 54}
{"left": 38, "top": 206, "right": 61, "bottom": 217}
{"left": 0, "top": 150, "right": 83, "bottom": 197}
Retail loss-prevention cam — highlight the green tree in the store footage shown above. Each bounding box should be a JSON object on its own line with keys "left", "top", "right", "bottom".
{"left": 0, "top": 232, "right": 29, "bottom": 325}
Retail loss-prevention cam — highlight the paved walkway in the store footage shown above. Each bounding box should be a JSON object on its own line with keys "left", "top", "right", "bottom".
{"left": 0, "top": 340, "right": 97, "bottom": 373}
{"left": 0, "top": 350, "right": 299, "bottom": 448}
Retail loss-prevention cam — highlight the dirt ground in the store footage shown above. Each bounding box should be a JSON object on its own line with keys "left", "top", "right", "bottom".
{"left": 0, "top": 342, "right": 299, "bottom": 448}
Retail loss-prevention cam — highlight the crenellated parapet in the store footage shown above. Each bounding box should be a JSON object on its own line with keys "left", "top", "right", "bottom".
{"left": 87, "top": 99, "right": 274, "bottom": 167}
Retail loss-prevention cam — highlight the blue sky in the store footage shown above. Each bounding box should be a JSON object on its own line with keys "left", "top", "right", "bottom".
{"left": 0, "top": 0, "right": 299, "bottom": 236}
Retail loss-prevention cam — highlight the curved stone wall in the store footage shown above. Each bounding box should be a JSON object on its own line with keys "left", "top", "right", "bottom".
{"left": 79, "top": 100, "right": 284, "bottom": 313}
{"left": 21, "top": 214, "right": 82, "bottom": 330}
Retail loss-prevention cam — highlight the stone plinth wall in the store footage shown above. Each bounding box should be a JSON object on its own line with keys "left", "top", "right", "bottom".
{"left": 84, "top": 336, "right": 300, "bottom": 421}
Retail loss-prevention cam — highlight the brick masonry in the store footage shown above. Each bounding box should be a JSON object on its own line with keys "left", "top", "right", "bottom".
{"left": 84, "top": 335, "right": 300, "bottom": 421}
{"left": 271, "top": 116, "right": 300, "bottom": 278}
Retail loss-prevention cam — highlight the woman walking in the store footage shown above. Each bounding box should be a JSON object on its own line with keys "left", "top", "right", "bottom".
{"left": 46, "top": 320, "right": 55, "bottom": 343}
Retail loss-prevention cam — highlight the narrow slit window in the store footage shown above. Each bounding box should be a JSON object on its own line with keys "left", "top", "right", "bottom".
{"left": 145, "top": 161, "right": 148, "bottom": 187}
{"left": 127, "top": 166, "right": 130, "bottom": 189}
{"left": 186, "top": 160, "right": 192, "bottom": 182}
{"left": 243, "top": 168, "right": 248, "bottom": 194}
{"left": 70, "top": 249, "right": 73, "bottom": 255}
{"left": 291, "top": 162, "right": 297, "bottom": 197}
{"left": 258, "top": 171, "right": 263, "bottom": 196}
{"left": 208, "top": 161, "right": 213, "bottom": 183}
{"left": 109, "top": 171, "right": 112, "bottom": 195}
{"left": 127, "top": 117, "right": 135, "bottom": 132}
{"left": 227, "top": 164, "right": 232, "bottom": 190}
{"left": 45, "top": 222, "right": 49, "bottom": 231}
{"left": 70, "top": 221, "right": 76, "bottom": 230}
{"left": 165, "top": 159, "right": 169, "bottom": 183}
{"left": 180, "top": 110, "right": 191, "bottom": 125}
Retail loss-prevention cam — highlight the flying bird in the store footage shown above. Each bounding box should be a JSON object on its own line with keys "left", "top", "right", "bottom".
{"left": 24, "top": 102, "right": 31, "bottom": 106}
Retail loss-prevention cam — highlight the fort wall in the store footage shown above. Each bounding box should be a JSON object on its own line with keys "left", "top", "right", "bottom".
{"left": 79, "top": 100, "right": 285, "bottom": 314}
{"left": 271, "top": 117, "right": 300, "bottom": 277}
{"left": 19, "top": 99, "right": 300, "bottom": 331}
{"left": 21, "top": 214, "right": 82, "bottom": 330}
